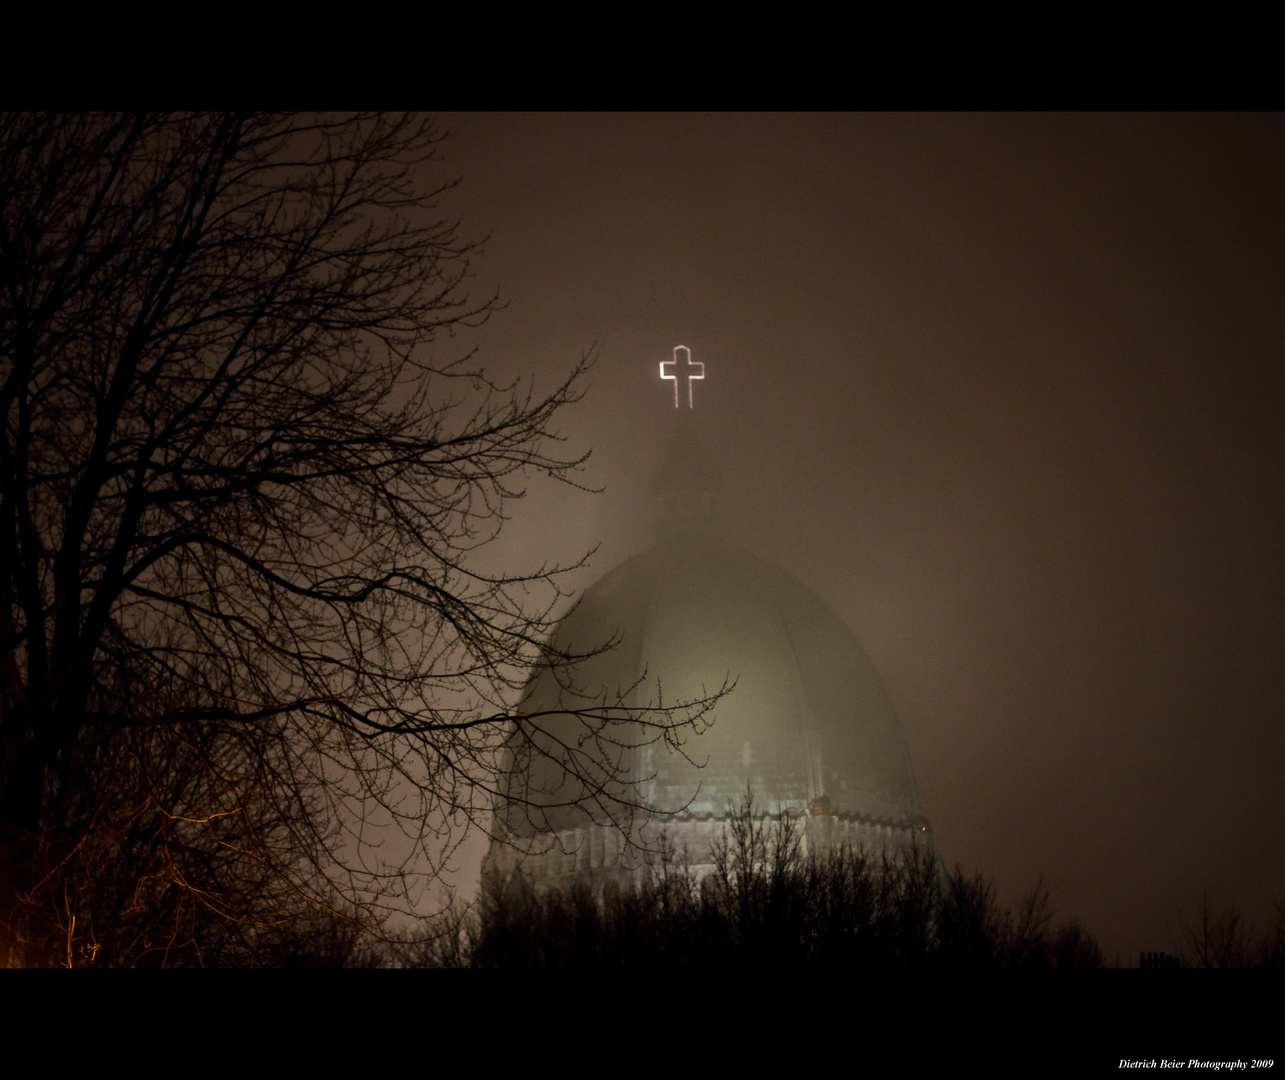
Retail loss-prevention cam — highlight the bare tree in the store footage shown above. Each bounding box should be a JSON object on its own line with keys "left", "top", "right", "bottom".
{"left": 0, "top": 112, "right": 719, "bottom": 965}
{"left": 1256, "top": 899, "right": 1285, "bottom": 968}
{"left": 1176, "top": 895, "right": 1255, "bottom": 969}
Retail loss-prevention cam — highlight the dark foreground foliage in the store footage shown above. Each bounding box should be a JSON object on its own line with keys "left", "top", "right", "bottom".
{"left": 412, "top": 799, "right": 1106, "bottom": 969}
{"left": 1174, "top": 895, "right": 1285, "bottom": 969}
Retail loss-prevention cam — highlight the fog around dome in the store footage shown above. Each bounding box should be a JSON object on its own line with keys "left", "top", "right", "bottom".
{"left": 498, "top": 535, "right": 921, "bottom": 837}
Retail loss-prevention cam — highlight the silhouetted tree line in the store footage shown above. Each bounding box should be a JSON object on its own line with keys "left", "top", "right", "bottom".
{"left": 1173, "top": 895, "right": 1285, "bottom": 970}
{"left": 411, "top": 795, "right": 1107, "bottom": 969}
{"left": 403, "top": 793, "right": 1285, "bottom": 970}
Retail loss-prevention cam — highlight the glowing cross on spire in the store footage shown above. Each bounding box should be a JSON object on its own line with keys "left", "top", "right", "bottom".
{"left": 660, "top": 345, "right": 705, "bottom": 408}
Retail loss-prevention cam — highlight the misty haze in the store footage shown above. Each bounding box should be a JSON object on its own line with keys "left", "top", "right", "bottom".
{"left": 2, "top": 113, "right": 1282, "bottom": 977}
{"left": 443, "top": 112, "right": 1285, "bottom": 965}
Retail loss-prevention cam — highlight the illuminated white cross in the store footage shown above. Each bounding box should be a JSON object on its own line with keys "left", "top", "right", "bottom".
{"left": 660, "top": 345, "right": 704, "bottom": 408}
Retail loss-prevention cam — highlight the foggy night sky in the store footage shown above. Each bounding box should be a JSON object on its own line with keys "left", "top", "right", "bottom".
{"left": 433, "top": 113, "right": 1285, "bottom": 960}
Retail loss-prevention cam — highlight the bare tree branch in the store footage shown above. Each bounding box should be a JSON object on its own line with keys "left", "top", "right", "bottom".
{"left": 0, "top": 112, "right": 724, "bottom": 966}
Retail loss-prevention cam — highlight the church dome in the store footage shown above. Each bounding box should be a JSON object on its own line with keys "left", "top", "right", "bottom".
{"left": 489, "top": 411, "right": 925, "bottom": 887}
{"left": 497, "top": 534, "right": 921, "bottom": 838}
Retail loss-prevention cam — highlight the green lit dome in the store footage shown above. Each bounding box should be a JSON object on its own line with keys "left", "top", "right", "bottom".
{"left": 498, "top": 534, "right": 921, "bottom": 837}
{"left": 490, "top": 412, "right": 925, "bottom": 890}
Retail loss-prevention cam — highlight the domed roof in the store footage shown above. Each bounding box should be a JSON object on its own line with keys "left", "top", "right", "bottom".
{"left": 499, "top": 534, "right": 921, "bottom": 837}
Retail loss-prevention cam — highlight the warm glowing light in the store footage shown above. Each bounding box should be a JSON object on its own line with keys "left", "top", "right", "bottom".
{"left": 659, "top": 345, "right": 704, "bottom": 408}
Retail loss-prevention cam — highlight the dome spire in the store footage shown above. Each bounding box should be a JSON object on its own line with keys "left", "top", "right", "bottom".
{"left": 651, "top": 403, "right": 723, "bottom": 537}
